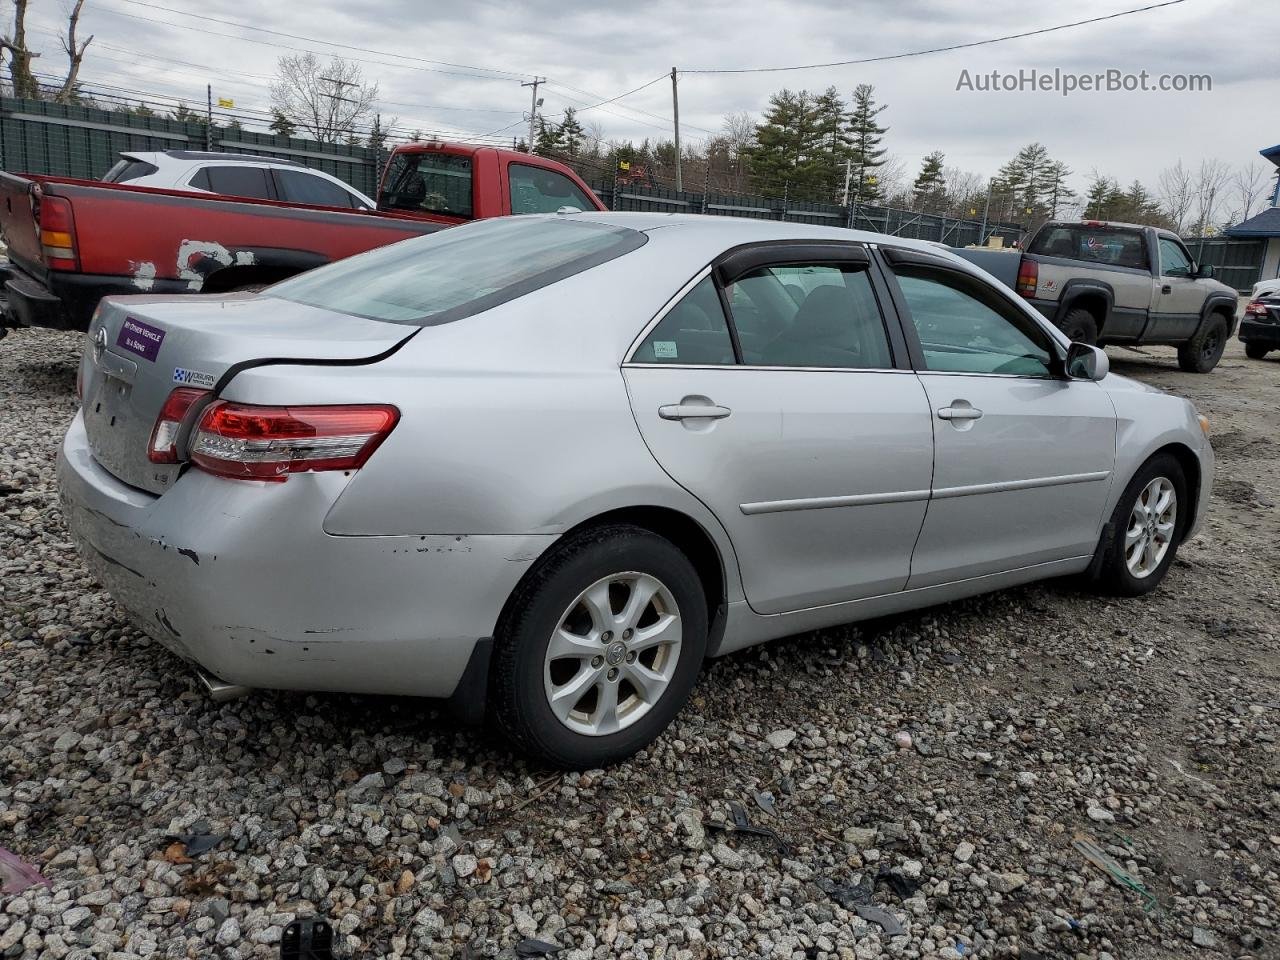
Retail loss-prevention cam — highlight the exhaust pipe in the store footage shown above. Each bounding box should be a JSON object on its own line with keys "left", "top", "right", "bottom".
{"left": 193, "top": 665, "right": 253, "bottom": 703}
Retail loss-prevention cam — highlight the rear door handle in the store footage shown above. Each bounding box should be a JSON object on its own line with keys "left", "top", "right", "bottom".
{"left": 937, "top": 404, "right": 983, "bottom": 421}
{"left": 659, "top": 401, "right": 732, "bottom": 421}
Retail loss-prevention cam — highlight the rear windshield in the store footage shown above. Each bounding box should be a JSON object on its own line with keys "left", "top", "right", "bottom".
{"left": 1027, "top": 224, "right": 1148, "bottom": 270}
{"left": 102, "top": 159, "right": 159, "bottom": 183}
{"left": 266, "top": 216, "right": 647, "bottom": 326}
{"left": 379, "top": 151, "right": 473, "bottom": 218}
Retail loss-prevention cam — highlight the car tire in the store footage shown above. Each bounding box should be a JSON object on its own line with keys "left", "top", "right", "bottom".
{"left": 1059, "top": 308, "right": 1099, "bottom": 346}
{"left": 490, "top": 524, "right": 708, "bottom": 768}
{"left": 1245, "top": 342, "right": 1269, "bottom": 360}
{"left": 1092, "top": 453, "right": 1187, "bottom": 597}
{"left": 1177, "top": 313, "right": 1229, "bottom": 372}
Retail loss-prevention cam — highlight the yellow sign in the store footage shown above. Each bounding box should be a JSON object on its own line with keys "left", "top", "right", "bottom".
{"left": 217, "top": 97, "right": 235, "bottom": 109}
{"left": 970, "top": 208, "right": 978, "bottom": 216}
{"left": 618, "top": 159, "right": 630, "bottom": 172}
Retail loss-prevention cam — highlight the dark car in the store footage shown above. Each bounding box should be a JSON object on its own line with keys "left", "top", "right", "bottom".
{"left": 1239, "top": 294, "right": 1280, "bottom": 359}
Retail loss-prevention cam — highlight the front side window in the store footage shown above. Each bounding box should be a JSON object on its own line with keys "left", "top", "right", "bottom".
{"left": 633, "top": 276, "right": 735, "bottom": 365}
{"left": 509, "top": 164, "right": 595, "bottom": 215}
{"left": 727, "top": 264, "right": 892, "bottom": 369}
{"left": 379, "top": 152, "right": 473, "bottom": 218}
{"left": 195, "top": 165, "right": 273, "bottom": 200}
{"left": 895, "top": 267, "right": 1053, "bottom": 376}
{"left": 274, "top": 169, "right": 358, "bottom": 208}
{"left": 268, "top": 216, "right": 646, "bottom": 326}
{"left": 1158, "top": 237, "right": 1193, "bottom": 277}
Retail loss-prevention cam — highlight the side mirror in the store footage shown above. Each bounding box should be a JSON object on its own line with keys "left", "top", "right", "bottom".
{"left": 1066, "top": 342, "right": 1109, "bottom": 381}
{"left": 1195, "top": 263, "right": 1215, "bottom": 279}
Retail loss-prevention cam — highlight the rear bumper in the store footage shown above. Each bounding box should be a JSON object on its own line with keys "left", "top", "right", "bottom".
{"left": 1239, "top": 318, "right": 1280, "bottom": 347}
{"left": 4, "top": 265, "right": 190, "bottom": 331}
{"left": 57, "top": 412, "right": 553, "bottom": 698}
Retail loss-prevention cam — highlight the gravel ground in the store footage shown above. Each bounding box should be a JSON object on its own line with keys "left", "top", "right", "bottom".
{"left": 1, "top": 327, "right": 1277, "bottom": 960}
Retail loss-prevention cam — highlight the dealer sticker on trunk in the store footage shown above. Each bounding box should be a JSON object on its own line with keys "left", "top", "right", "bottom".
{"left": 115, "top": 317, "right": 165, "bottom": 362}
{"left": 172, "top": 367, "right": 216, "bottom": 388}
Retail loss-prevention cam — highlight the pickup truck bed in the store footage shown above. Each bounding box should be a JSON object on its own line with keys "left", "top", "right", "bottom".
{"left": 0, "top": 173, "right": 441, "bottom": 332}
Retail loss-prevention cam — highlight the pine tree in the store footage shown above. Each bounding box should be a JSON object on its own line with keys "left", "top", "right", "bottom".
{"left": 269, "top": 109, "right": 297, "bottom": 139}
{"left": 811, "top": 86, "right": 848, "bottom": 200}
{"left": 845, "top": 84, "right": 888, "bottom": 203}
{"left": 558, "top": 107, "right": 585, "bottom": 157}
{"left": 368, "top": 114, "right": 388, "bottom": 154}
{"left": 744, "top": 89, "right": 824, "bottom": 198}
{"left": 913, "top": 151, "right": 946, "bottom": 213}
{"left": 534, "top": 116, "right": 563, "bottom": 155}
{"left": 170, "top": 103, "right": 200, "bottom": 123}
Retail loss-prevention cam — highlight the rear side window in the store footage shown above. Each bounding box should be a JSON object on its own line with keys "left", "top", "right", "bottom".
{"left": 102, "top": 159, "right": 159, "bottom": 183}
{"left": 509, "top": 164, "right": 595, "bottom": 215}
{"left": 380, "top": 152, "right": 473, "bottom": 218}
{"left": 274, "top": 169, "right": 358, "bottom": 208}
{"left": 193, "top": 165, "right": 273, "bottom": 200}
{"left": 268, "top": 216, "right": 647, "bottom": 326}
{"left": 1027, "top": 225, "right": 1147, "bottom": 269}
{"left": 633, "top": 276, "right": 735, "bottom": 365}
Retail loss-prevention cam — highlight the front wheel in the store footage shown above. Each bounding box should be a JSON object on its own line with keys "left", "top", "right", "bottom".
{"left": 1092, "top": 453, "right": 1187, "bottom": 597}
{"left": 1177, "top": 314, "right": 1229, "bottom": 373}
{"left": 1245, "top": 342, "right": 1270, "bottom": 360}
{"left": 490, "top": 524, "right": 708, "bottom": 768}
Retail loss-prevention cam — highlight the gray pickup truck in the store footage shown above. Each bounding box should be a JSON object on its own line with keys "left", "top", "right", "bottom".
{"left": 956, "top": 220, "right": 1239, "bottom": 373}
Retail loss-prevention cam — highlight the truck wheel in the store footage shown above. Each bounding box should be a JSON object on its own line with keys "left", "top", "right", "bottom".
{"left": 1059, "top": 308, "right": 1098, "bottom": 346}
{"left": 1091, "top": 453, "right": 1186, "bottom": 597}
{"left": 1245, "top": 342, "right": 1269, "bottom": 360}
{"left": 1178, "top": 313, "right": 1229, "bottom": 372}
{"left": 490, "top": 524, "right": 708, "bottom": 768}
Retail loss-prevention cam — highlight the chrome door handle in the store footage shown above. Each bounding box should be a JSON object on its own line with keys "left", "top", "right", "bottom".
{"left": 659, "top": 402, "right": 732, "bottom": 421}
{"left": 937, "top": 405, "right": 983, "bottom": 421}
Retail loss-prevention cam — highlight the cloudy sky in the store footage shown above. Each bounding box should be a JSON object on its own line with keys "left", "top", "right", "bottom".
{"left": 18, "top": 0, "right": 1278, "bottom": 199}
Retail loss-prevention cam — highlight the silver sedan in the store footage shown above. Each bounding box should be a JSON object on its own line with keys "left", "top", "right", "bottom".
{"left": 58, "top": 213, "right": 1214, "bottom": 768}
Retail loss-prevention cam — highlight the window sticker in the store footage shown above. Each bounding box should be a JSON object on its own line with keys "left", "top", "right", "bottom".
{"left": 652, "top": 340, "right": 678, "bottom": 359}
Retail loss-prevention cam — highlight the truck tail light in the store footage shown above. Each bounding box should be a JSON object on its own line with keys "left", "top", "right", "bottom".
{"left": 189, "top": 402, "right": 399, "bottom": 482}
{"left": 148, "top": 388, "right": 211, "bottom": 463}
{"left": 1016, "top": 258, "right": 1038, "bottom": 298}
{"left": 32, "top": 189, "right": 79, "bottom": 271}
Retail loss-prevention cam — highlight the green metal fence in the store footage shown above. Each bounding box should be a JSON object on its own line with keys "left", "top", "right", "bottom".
{"left": 1184, "top": 236, "right": 1267, "bottom": 292}
{"left": 0, "top": 96, "right": 383, "bottom": 197}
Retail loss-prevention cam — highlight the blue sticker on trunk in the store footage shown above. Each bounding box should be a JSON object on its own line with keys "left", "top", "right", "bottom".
{"left": 116, "top": 317, "right": 165, "bottom": 362}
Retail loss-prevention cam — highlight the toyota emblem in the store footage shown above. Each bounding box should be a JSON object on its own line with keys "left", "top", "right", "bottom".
{"left": 92, "top": 326, "right": 107, "bottom": 363}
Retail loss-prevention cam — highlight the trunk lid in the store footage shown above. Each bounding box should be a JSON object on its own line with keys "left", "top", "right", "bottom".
{"left": 80, "top": 293, "right": 414, "bottom": 494}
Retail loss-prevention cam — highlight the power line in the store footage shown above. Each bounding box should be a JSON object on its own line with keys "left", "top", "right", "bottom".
{"left": 109, "top": 0, "right": 530, "bottom": 81}
{"left": 682, "top": 0, "right": 1191, "bottom": 74}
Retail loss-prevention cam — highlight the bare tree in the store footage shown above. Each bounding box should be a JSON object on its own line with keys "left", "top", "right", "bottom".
{"left": 941, "top": 167, "right": 983, "bottom": 218}
{"left": 1, "top": 0, "right": 41, "bottom": 99}
{"left": 270, "top": 53, "right": 379, "bottom": 144}
{"left": 1157, "top": 161, "right": 1194, "bottom": 233}
{"left": 1226, "top": 162, "right": 1268, "bottom": 225}
{"left": 56, "top": 0, "right": 93, "bottom": 103}
{"left": 1189, "top": 158, "right": 1230, "bottom": 237}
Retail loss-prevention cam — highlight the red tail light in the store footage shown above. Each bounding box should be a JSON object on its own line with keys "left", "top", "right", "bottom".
{"left": 32, "top": 187, "right": 79, "bottom": 271}
{"left": 1244, "top": 300, "right": 1268, "bottom": 318}
{"left": 149, "top": 388, "right": 211, "bottom": 463}
{"left": 189, "top": 402, "right": 399, "bottom": 482}
{"left": 1016, "top": 258, "right": 1038, "bottom": 298}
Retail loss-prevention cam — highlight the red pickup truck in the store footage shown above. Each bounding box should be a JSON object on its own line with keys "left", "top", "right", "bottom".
{"left": 0, "top": 142, "right": 604, "bottom": 333}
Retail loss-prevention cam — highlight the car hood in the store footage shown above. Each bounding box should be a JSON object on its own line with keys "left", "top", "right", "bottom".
{"left": 1102, "top": 372, "right": 1166, "bottom": 396}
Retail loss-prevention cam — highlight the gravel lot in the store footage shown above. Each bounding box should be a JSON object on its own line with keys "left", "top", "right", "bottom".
{"left": 1, "top": 327, "right": 1277, "bottom": 960}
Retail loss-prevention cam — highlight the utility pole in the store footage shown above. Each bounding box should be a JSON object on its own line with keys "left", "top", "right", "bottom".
{"left": 522, "top": 77, "right": 544, "bottom": 153}
{"left": 979, "top": 180, "right": 993, "bottom": 245}
{"left": 841, "top": 157, "right": 852, "bottom": 207}
{"left": 671, "top": 67, "right": 682, "bottom": 193}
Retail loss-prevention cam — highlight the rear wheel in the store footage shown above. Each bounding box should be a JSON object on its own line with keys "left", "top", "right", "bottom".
{"left": 491, "top": 524, "right": 707, "bottom": 768}
{"left": 1092, "top": 453, "right": 1186, "bottom": 597}
{"left": 1059, "top": 308, "right": 1099, "bottom": 346}
{"left": 1245, "top": 342, "right": 1270, "bottom": 360}
{"left": 1177, "top": 314, "right": 1229, "bottom": 372}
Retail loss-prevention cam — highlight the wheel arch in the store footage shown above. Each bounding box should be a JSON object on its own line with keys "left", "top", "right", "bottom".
{"left": 1151, "top": 441, "right": 1202, "bottom": 540}
{"left": 1056, "top": 280, "right": 1113, "bottom": 334}
{"left": 197, "top": 247, "right": 330, "bottom": 293}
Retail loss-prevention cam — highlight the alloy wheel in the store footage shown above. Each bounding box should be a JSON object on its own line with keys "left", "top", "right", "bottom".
{"left": 543, "top": 572, "right": 682, "bottom": 736}
{"left": 1124, "top": 477, "right": 1177, "bottom": 579}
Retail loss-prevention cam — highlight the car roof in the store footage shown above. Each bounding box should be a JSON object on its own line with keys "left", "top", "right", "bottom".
{"left": 560, "top": 210, "right": 972, "bottom": 265}
{"left": 120, "top": 150, "right": 304, "bottom": 167}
